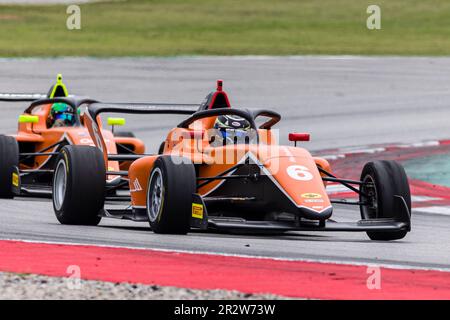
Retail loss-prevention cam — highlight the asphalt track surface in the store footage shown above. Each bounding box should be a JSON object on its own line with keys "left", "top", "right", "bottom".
{"left": 1, "top": 57, "right": 450, "bottom": 270}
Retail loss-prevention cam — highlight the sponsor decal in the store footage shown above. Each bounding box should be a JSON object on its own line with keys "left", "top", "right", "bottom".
{"left": 304, "top": 199, "right": 324, "bottom": 203}
{"left": 92, "top": 124, "right": 104, "bottom": 151}
{"left": 80, "top": 138, "right": 94, "bottom": 145}
{"left": 301, "top": 193, "right": 322, "bottom": 199}
{"left": 130, "top": 178, "right": 143, "bottom": 192}
{"left": 312, "top": 206, "right": 324, "bottom": 210}
{"left": 82, "top": 136, "right": 110, "bottom": 145}
{"left": 192, "top": 203, "right": 204, "bottom": 219}
{"left": 12, "top": 173, "right": 19, "bottom": 187}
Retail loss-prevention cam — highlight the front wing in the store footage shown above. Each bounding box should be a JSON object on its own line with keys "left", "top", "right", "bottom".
{"left": 191, "top": 195, "right": 411, "bottom": 234}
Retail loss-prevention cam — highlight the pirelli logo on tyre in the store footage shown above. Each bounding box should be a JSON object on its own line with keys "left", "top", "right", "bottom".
{"left": 62, "top": 151, "right": 69, "bottom": 173}
{"left": 192, "top": 203, "right": 204, "bottom": 219}
{"left": 12, "top": 173, "right": 19, "bottom": 187}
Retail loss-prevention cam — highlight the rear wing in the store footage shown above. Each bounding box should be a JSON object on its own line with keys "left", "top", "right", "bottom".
{"left": 19, "top": 96, "right": 96, "bottom": 114}
{"left": 0, "top": 74, "right": 70, "bottom": 102}
{"left": 86, "top": 102, "right": 199, "bottom": 120}
{"left": 84, "top": 102, "right": 200, "bottom": 162}
{"left": 0, "top": 93, "right": 47, "bottom": 102}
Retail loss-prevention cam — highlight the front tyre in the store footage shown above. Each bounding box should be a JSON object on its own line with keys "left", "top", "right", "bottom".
{"left": 0, "top": 135, "right": 19, "bottom": 199}
{"left": 147, "top": 156, "right": 196, "bottom": 234}
{"left": 359, "top": 160, "right": 411, "bottom": 241}
{"left": 53, "top": 145, "right": 105, "bottom": 225}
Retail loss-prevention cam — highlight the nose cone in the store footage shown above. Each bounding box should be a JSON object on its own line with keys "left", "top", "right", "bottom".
{"left": 261, "top": 147, "right": 332, "bottom": 220}
{"left": 298, "top": 204, "right": 333, "bottom": 220}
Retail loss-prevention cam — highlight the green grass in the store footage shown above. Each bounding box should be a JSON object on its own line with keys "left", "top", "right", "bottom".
{"left": 1, "top": 0, "right": 450, "bottom": 56}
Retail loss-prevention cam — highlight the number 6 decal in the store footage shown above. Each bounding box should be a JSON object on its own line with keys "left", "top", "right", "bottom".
{"left": 287, "top": 165, "right": 313, "bottom": 181}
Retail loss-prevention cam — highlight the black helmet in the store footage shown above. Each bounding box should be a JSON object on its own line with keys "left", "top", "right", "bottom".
{"left": 214, "top": 115, "right": 250, "bottom": 131}
{"left": 212, "top": 115, "right": 253, "bottom": 145}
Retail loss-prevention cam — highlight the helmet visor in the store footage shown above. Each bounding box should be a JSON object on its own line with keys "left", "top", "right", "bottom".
{"left": 218, "top": 129, "right": 257, "bottom": 145}
{"left": 54, "top": 113, "right": 74, "bottom": 123}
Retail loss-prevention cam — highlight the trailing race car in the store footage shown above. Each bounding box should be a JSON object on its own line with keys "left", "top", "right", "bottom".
{"left": 52, "top": 81, "right": 412, "bottom": 240}
{"left": 0, "top": 75, "right": 145, "bottom": 198}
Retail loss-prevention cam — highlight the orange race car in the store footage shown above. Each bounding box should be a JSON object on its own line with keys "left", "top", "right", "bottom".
{"left": 51, "top": 81, "right": 412, "bottom": 240}
{"left": 0, "top": 75, "right": 146, "bottom": 198}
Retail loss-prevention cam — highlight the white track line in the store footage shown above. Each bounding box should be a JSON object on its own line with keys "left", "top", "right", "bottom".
{"left": 411, "top": 196, "right": 441, "bottom": 202}
{"left": 415, "top": 206, "right": 450, "bottom": 216}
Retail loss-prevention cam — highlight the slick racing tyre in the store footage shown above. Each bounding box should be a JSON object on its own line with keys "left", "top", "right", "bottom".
{"left": 0, "top": 135, "right": 19, "bottom": 199}
{"left": 158, "top": 141, "right": 165, "bottom": 155}
{"left": 359, "top": 160, "right": 411, "bottom": 241}
{"left": 53, "top": 145, "right": 105, "bottom": 225}
{"left": 146, "top": 156, "right": 196, "bottom": 234}
{"left": 114, "top": 131, "right": 136, "bottom": 138}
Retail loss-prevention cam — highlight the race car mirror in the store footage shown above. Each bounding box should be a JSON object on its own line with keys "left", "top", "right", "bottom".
{"left": 289, "top": 132, "right": 310, "bottom": 146}
{"left": 107, "top": 117, "right": 125, "bottom": 133}
{"left": 107, "top": 117, "right": 126, "bottom": 126}
{"left": 18, "top": 114, "right": 39, "bottom": 124}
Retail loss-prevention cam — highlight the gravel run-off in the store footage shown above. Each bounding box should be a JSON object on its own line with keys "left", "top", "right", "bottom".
{"left": 0, "top": 272, "right": 288, "bottom": 300}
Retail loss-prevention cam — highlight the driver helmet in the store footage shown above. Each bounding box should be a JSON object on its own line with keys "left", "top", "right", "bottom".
{"left": 212, "top": 115, "right": 253, "bottom": 145}
{"left": 50, "top": 103, "right": 76, "bottom": 127}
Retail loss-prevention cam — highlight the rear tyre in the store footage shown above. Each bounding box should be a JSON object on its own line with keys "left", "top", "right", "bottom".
{"left": 158, "top": 142, "right": 165, "bottom": 155}
{"left": 359, "top": 160, "right": 411, "bottom": 241}
{"left": 114, "top": 131, "right": 136, "bottom": 138}
{"left": 0, "top": 135, "right": 19, "bottom": 199}
{"left": 52, "top": 145, "right": 105, "bottom": 225}
{"left": 146, "top": 156, "right": 196, "bottom": 234}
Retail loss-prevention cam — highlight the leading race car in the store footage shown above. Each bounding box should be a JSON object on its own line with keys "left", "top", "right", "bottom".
{"left": 0, "top": 74, "right": 146, "bottom": 198}
{"left": 52, "top": 81, "right": 412, "bottom": 240}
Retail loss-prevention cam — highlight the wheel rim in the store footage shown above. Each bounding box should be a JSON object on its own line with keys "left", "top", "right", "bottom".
{"left": 147, "top": 168, "right": 164, "bottom": 222}
{"left": 360, "top": 174, "right": 378, "bottom": 219}
{"left": 53, "top": 159, "right": 67, "bottom": 211}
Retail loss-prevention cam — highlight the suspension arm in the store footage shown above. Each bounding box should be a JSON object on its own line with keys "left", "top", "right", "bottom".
{"left": 318, "top": 166, "right": 369, "bottom": 197}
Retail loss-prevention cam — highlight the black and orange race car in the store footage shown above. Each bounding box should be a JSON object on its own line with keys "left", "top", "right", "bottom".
{"left": 51, "top": 81, "right": 412, "bottom": 240}
{"left": 0, "top": 75, "right": 145, "bottom": 198}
